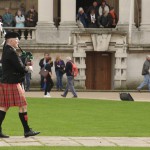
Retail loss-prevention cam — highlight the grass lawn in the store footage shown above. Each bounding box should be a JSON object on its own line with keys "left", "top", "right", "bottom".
{"left": 1, "top": 147, "right": 150, "bottom": 150}
{"left": 2, "top": 98, "right": 150, "bottom": 137}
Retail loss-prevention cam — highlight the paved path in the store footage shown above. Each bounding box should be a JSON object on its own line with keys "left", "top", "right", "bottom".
{"left": 1, "top": 136, "right": 150, "bottom": 147}
{"left": 25, "top": 91, "right": 150, "bottom": 102}
{"left": 0, "top": 91, "right": 149, "bottom": 147}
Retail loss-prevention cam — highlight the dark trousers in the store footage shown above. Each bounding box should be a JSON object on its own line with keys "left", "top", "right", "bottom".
{"left": 40, "top": 76, "right": 44, "bottom": 89}
{"left": 63, "top": 76, "right": 77, "bottom": 97}
{"left": 55, "top": 70, "right": 63, "bottom": 89}
{"left": 25, "top": 73, "right": 31, "bottom": 91}
{"left": 44, "top": 77, "right": 54, "bottom": 95}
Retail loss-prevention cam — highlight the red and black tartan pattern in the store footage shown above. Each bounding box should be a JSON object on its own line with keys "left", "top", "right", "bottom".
{"left": 0, "top": 83, "right": 27, "bottom": 107}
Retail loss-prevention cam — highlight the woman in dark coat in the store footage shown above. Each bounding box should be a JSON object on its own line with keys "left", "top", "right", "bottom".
{"left": 44, "top": 57, "right": 54, "bottom": 97}
{"left": 0, "top": 31, "right": 40, "bottom": 138}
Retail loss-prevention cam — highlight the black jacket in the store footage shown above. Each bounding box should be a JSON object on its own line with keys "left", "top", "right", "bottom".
{"left": 39, "top": 58, "right": 53, "bottom": 69}
{"left": 54, "top": 60, "right": 65, "bottom": 73}
{"left": 65, "top": 61, "right": 73, "bottom": 76}
{"left": 25, "top": 10, "right": 38, "bottom": 27}
{"left": 142, "top": 60, "right": 150, "bottom": 75}
{"left": 1, "top": 45, "right": 27, "bottom": 83}
{"left": 87, "top": 13, "right": 99, "bottom": 28}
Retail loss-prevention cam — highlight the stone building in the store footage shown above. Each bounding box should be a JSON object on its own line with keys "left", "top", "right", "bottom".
{"left": 0, "top": 0, "right": 149, "bottom": 90}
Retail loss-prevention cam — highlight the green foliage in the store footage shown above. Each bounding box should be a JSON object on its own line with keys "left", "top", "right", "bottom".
{"left": 3, "top": 98, "right": 150, "bottom": 137}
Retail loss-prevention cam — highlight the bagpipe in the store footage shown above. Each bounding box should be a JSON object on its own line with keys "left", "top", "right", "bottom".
{"left": 0, "top": 22, "right": 33, "bottom": 65}
{"left": 19, "top": 45, "right": 33, "bottom": 65}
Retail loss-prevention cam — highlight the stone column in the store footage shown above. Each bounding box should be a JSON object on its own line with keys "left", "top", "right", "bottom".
{"left": 59, "top": 0, "right": 77, "bottom": 28}
{"left": 117, "top": 0, "right": 135, "bottom": 30}
{"left": 36, "top": 0, "right": 56, "bottom": 43}
{"left": 37, "top": 0, "right": 55, "bottom": 27}
{"left": 140, "top": 0, "right": 150, "bottom": 30}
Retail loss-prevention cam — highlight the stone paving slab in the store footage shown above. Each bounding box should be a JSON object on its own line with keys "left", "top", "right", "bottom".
{"left": 102, "top": 137, "right": 150, "bottom": 147}
{"left": 1, "top": 136, "right": 150, "bottom": 147}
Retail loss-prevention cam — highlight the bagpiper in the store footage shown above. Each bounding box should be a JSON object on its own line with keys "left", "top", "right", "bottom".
{"left": 0, "top": 31, "right": 40, "bottom": 138}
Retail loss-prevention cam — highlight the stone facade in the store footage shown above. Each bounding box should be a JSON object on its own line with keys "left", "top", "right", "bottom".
{"left": 70, "top": 30, "right": 128, "bottom": 89}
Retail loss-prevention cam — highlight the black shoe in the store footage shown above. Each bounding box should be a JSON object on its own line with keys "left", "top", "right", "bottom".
{"left": 24, "top": 129, "right": 40, "bottom": 138}
{"left": 61, "top": 94, "right": 66, "bottom": 98}
{"left": 0, "top": 132, "right": 9, "bottom": 138}
{"left": 72, "top": 95, "right": 78, "bottom": 98}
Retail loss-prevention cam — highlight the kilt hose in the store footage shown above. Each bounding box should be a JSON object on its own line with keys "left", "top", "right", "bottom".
{"left": 0, "top": 83, "right": 27, "bottom": 107}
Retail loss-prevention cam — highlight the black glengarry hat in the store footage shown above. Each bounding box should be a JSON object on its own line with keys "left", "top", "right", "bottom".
{"left": 5, "top": 31, "right": 20, "bottom": 40}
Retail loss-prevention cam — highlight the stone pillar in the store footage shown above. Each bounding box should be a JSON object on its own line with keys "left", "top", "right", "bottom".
{"left": 59, "top": 0, "right": 77, "bottom": 28}
{"left": 117, "top": 0, "right": 135, "bottom": 30}
{"left": 140, "top": 0, "right": 150, "bottom": 30}
{"left": 114, "top": 36, "right": 127, "bottom": 89}
{"left": 37, "top": 0, "right": 55, "bottom": 27}
{"left": 36, "top": 0, "right": 56, "bottom": 43}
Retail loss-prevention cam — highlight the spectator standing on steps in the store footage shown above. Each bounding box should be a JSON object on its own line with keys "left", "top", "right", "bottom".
{"left": 44, "top": 57, "right": 54, "bottom": 98}
{"left": 39, "top": 53, "right": 53, "bottom": 90}
{"left": 54, "top": 55, "right": 65, "bottom": 91}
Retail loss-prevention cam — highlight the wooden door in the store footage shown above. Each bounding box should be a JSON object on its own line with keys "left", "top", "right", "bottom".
{"left": 85, "top": 52, "right": 111, "bottom": 90}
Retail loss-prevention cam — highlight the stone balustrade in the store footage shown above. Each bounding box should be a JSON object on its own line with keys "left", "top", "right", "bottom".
{"left": 0, "top": 27, "right": 36, "bottom": 40}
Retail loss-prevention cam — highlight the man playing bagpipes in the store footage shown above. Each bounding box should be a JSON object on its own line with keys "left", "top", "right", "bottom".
{"left": 0, "top": 31, "right": 40, "bottom": 138}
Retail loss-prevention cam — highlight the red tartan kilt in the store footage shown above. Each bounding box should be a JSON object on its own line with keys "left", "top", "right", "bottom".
{"left": 0, "top": 83, "right": 27, "bottom": 107}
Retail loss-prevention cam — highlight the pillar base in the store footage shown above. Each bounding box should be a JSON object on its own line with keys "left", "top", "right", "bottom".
{"left": 117, "top": 23, "right": 136, "bottom": 31}
{"left": 140, "top": 24, "right": 150, "bottom": 31}
{"left": 59, "top": 21, "right": 78, "bottom": 30}
{"left": 36, "top": 22, "right": 57, "bottom": 44}
{"left": 36, "top": 22, "right": 56, "bottom": 29}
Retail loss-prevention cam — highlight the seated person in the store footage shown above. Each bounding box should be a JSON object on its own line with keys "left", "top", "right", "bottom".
{"left": 107, "top": 7, "right": 118, "bottom": 28}
{"left": 88, "top": 9, "right": 99, "bottom": 28}
{"left": 76, "top": 7, "right": 88, "bottom": 28}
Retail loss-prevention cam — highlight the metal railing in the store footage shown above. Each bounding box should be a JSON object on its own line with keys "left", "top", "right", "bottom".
{"left": 0, "top": 27, "right": 36, "bottom": 40}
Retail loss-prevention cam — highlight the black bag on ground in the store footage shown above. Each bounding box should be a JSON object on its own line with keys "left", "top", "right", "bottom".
{"left": 120, "top": 93, "right": 134, "bottom": 101}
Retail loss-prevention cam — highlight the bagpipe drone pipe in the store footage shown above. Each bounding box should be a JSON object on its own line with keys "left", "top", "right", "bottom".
{"left": 19, "top": 45, "right": 33, "bottom": 65}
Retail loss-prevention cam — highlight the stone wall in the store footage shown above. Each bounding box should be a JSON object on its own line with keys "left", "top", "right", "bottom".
{"left": 1, "top": 28, "right": 150, "bottom": 90}
{"left": 126, "top": 52, "right": 150, "bottom": 89}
